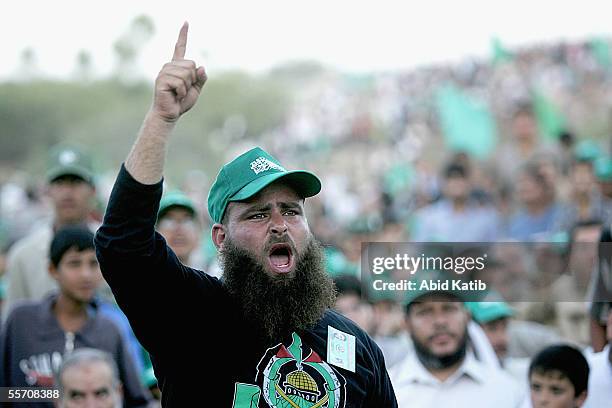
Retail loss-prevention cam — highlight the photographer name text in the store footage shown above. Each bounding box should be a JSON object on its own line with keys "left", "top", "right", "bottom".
{"left": 372, "top": 279, "right": 487, "bottom": 292}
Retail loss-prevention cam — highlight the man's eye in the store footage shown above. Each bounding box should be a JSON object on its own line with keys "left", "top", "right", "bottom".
{"left": 283, "top": 210, "right": 297, "bottom": 216}
{"left": 249, "top": 213, "right": 266, "bottom": 219}
{"left": 442, "top": 304, "right": 458, "bottom": 312}
{"left": 69, "top": 392, "right": 85, "bottom": 400}
{"left": 415, "top": 308, "right": 432, "bottom": 317}
{"left": 551, "top": 387, "right": 564, "bottom": 395}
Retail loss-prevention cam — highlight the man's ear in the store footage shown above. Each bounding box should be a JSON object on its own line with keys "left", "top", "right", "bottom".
{"left": 461, "top": 306, "right": 471, "bottom": 325}
{"left": 404, "top": 314, "right": 412, "bottom": 334}
{"left": 465, "top": 307, "right": 473, "bottom": 321}
{"left": 575, "top": 390, "right": 587, "bottom": 407}
{"left": 212, "top": 223, "right": 227, "bottom": 250}
{"left": 48, "top": 262, "right": 59, "bottom": 281}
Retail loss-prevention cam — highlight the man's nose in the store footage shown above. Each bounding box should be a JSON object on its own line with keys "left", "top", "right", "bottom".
{"left": 432, "top": 312, "right": 449, "bottom": 328}
{"left": 80, "top": 265, "right": 100, "bottom": 280}
{"left": 534, "top": 392, "right": 550, "bottom": 407}
{"left": 57, "top": 182, "right": 78, "bottom": 193}
{"left": 82, "top": 395, "right": 98, "bottom": 408}
{"left": 269, "top": 211, "right": 288, "bottom": 235}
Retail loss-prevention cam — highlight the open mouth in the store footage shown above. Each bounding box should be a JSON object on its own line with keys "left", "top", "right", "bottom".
{"left": 267, "top": 243, "right": 295, "bottom": 274}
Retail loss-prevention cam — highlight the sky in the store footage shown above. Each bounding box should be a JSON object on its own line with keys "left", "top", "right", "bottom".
{"left": 2, "top": 0, "right": 612, "bottom": 80}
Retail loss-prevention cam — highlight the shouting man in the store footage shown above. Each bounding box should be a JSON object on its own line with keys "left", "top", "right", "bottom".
{"left": 94, "top": 23, "right": 397, "bottom": 407}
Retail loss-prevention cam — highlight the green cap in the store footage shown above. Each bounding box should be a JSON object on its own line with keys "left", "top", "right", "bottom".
{"left": 403, "top": 270, "right": 467, "bottom": 308}
{"left": 595, "top": 156, "right": 612, "bottom": 181}
{"left": 574, "top": 140, "right": 601, "bottom": 163}
{"left": 46, "top": 144, "right": 95, "bottom": 186}
{"left": 207, "top": 147, "right": 321, "bottom": 223}
{"left": 465, "top": 300, "right": 514, "bottom": 323}
{"left": 158, "top": 191, "right": 197, "bottom": 221}
{"left": 0, "top": 278, "right": 6, "bottom": 300}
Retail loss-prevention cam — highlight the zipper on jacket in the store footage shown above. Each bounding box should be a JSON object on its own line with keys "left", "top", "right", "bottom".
{"left": 64, "top": 332, "right": 75, "bottom": 354}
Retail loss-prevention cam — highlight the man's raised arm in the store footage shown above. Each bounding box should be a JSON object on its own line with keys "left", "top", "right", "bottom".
{"left": 95, "top": 22, "right": 207, "bottom": 263}
{"left": 94, "top": 24, "right": 210, "bottom": 354}
{"left": 125, "top": 22, "right": 207, "bottom": 184}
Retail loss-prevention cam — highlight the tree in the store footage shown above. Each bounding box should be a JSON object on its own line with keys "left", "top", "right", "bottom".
{"left": 112, "top": 15, "right": 155, "bottom": 82}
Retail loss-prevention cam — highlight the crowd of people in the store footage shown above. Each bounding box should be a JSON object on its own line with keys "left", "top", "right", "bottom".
{"left": 0, "top": 36, "right": 612, "bottom": 407}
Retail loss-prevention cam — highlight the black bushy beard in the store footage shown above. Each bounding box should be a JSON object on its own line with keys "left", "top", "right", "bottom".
{"left": 411, "top": 329, "right": 468, "bottom": 371}
{"left": 221, "top": 236, "right": 336, "bottom": 342}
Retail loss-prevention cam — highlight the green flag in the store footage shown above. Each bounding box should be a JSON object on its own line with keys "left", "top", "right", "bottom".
{"left": 491, "top": 37, "right": 513, "bottom": 64}
{"left": 532, "top": 90, "right": 566, "bottom": 140}
{"left": 590, "top": 37, "right": 611, "bottom": 69}
{"left": 435, "top": 85, "right": 498, "bottom": 159}
{"left": 383, "top": 162, "right": 414, "bottom": 197}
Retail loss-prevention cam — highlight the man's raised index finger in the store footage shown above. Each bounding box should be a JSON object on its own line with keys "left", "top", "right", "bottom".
{"left": 172, "top": 22, "right": 189, "bottom": 61}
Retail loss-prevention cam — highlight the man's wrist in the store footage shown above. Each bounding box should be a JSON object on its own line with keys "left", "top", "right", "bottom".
{"left": 124, "top": 109, "right": 175, "bottom": 185}
{"left": 145, "top": 109, "right": 180, "bottom": 129}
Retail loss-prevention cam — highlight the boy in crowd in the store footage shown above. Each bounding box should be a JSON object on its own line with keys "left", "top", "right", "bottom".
{"left": 0, "top": 226, "right": 151, "bottom": 407}
{"left": 527, "top": 344, "right": 589, "bottom": 408}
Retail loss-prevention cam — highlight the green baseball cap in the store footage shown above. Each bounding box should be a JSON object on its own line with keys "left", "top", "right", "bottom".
{"left": 595, "top": 156, "right": 612, "bottom": 181}
{"left": 465, "top": 300, "right": 514, "bottom": 323}
{"left": 574, "top": 140, "right": 601, "bottom": 163}
{"left": 0, "top": 278, "right": 6, "bottom": 300}
{"left": 207, "top": 147, "right": 321, "bottom": 224}
{"left": 46, "top": 144, "right": 95, "bottom": 186}
{"left": 158, "top": 190, "right": 197, "bottom": 221}
{"left": 403, "top": 270, "right": 467, "bottom": 308}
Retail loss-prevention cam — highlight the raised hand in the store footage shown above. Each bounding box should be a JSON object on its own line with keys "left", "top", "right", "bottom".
{"left": 125, "top": 22, "right": 208, "bottom": 184}
{"left": 152, "top": 22, "right": 207, "bottom": 123}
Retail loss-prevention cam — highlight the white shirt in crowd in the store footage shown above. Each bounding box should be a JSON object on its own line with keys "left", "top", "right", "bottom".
{"left": 390, "top": 350, "right": 524, "bottom": 408}
{"left": 583, "top": 345, "right": 612, "bottom": 408}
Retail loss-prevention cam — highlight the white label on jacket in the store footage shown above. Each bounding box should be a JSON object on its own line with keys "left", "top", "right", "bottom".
{"left": 327, "top": 326, "right": 356, "bottom": 373}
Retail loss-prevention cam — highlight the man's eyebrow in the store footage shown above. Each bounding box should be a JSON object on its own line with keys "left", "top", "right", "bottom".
{"left": 241, "top": 203, "right": 272, "bottom": 214}
{"left": 238, "top": 201, "right": 302, "bottom": 216}
{"left": 278, "top": 201, "right": 302, "bottom": 209}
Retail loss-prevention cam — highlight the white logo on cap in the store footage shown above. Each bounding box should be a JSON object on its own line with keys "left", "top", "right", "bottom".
{"left": 250, "top": 157, "right": 285, "bottom": 175}
{"left": 59, "top": 150, "right": 77, "bottom": 165}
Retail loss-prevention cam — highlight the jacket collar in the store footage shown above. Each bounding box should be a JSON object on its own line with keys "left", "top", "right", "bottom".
{"left": 37, "top": 292, "right": 100, "bottom": 340}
